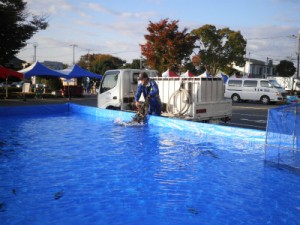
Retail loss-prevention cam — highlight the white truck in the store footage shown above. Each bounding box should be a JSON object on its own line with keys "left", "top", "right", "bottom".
{"left": 268, "top": 76, "right": 300, "bottom": 95}
{"left": 97, "top": 69, "right": 232, "bottom": 123}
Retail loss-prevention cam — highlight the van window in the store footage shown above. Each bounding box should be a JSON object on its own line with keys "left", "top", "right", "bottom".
{"left": 99, "top": 71, "right": 119, "bottom": 93}
{"left": 268, "top": 80, "right": 282, "bottom": 88}
{"left": 228, "top": 80, "right": 242, "bottom": 87}
{"left": 243, "top": 80, "right": 257, "bottom": 87}
{"left": 261, "top": 80, "right": 271, "bottom": 88}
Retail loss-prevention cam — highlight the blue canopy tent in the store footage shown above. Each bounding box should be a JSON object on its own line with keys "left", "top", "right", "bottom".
{"left": 59, "top": 64, "right": 102, "bottom": 99}
{"left": 18, "top": 61, "right": 69, "bottom": 99}
{"left": 19, "top": 61, "right": 68, "bottom": 79}
{"left": 60, "top": 64, "right": 102, "bottom": 79}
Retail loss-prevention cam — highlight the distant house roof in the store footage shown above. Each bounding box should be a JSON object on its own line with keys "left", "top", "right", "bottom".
{"left": 247, "top": 58, "right": 266, "bottom": 65}
{"left": 4, "top": 57, "right": 26, "bottom": 70}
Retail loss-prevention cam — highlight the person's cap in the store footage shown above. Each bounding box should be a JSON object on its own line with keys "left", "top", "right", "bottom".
{"left": 138, "top": 72, "right": 148, "bottom": 80}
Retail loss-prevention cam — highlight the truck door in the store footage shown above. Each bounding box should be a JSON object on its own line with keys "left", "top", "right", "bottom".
{"left": 242, "top": 80, "right": 258, "bottom": 101}
{"left": 120, "top": 70, "right": 140, "bottom": 110}
{"left": 97, "top": 70, "right": 120, "bottom": 108}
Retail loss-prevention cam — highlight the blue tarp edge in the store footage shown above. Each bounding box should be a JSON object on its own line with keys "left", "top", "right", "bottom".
{"left": 0, "top": 103, "right": 266, "bottom": 144}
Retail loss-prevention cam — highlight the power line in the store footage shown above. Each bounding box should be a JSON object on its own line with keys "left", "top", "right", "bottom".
{"left": 246, "top": 35, "right": 295, "bottom": 40}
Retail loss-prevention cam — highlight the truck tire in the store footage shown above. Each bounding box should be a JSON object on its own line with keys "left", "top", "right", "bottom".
{"left": 231, "top": 94, "right": 240, "bottom": 102}
{"left": 260, "top": 95, "right": 270, "bottom": 105}
{"left": 106, "top": 106, "right": 120, "bottom": 110}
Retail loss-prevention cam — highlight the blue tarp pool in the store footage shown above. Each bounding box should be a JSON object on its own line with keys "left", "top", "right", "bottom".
{"left": 0, "top": 104, "right": 299, "bottom": 225}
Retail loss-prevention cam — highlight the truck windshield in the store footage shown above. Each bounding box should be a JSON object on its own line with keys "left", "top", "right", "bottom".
{"left": 268, "top": 80, "right": 282, "bottom": 88}
{"left": 99, "top": 71, "right": 119, "bottom": 93}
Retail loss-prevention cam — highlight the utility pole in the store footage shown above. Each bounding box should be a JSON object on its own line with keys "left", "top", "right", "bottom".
{"left": 140, "top": 56, "right": 143, "bottom": 69}
{"left": 33, "top": 42, "right": 37, "bottom": 62}
{"left": 243, "top": 39, "right": 247, "bottom": 77}
{"left": 266, "top": 57, "right": 268, "bottom": 79}
{"left": 248, "top": 52, "right": 251, "bottom": 77}
{"left": 297, "top": 30, "right": 300, "bottom": 79}
{"left": 87, "top": 49, "right": 91, "bottom": 70}
{"left": 70, "top": 44, "right": 78, "bottom": 65}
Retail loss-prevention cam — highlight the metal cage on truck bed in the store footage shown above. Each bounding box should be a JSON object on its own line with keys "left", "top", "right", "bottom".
{"left": 153, "top": 77, "right": 232, "bottom": 122}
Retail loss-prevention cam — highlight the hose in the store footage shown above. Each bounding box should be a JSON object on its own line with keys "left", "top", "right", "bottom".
{"left": 167, "top": 85, "right": 191, "bottom": 115}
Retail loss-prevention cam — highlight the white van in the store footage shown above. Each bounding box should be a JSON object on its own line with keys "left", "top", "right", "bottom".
{"left": 224, "top": 78, "right": 286, "bottom": 104}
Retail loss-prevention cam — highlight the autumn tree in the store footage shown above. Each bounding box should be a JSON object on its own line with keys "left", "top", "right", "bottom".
{"left": 275, "top": 60, "right": 296, "bottom": 77}
{"left": 0, "top": 0, "right": 48, "bottom": 65}
{"left": 191, "top": 25, "right": 246, "bottom": 76}
{"left": 141, "top": 18, "right": 196, "bottom": 73}
{"left": 123, "top": 59, "right": 143, "bottom": 69}
{"left": 78, "top": 54, "right": 125, "bottom": 75}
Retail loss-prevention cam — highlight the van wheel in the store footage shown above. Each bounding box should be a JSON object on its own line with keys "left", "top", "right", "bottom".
{"left": 260, "top": 95, "right": 270, "bottom": 105}
{"left": 231, "top": 94, "right": 240, "bottom": 102}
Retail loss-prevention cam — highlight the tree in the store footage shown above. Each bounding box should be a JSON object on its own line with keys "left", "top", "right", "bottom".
{"left": 78, "top": 54, "right": 125, "bottom": 75}
{"left": 123, "top": 59, "right": 143, "bottom": 69}
{"left": 275, "top": 60, "right": 296, "bottom": 77}
{"left": 0, "top": 0, "right": 48, "bottom": 65}
{"left": 191, "top": 24, "right": 246, "bottom": 76}
{"left": 141, "top": 18, "right": 196, "bottom": 73}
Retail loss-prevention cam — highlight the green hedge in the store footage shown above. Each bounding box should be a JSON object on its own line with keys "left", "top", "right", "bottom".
{"left": 0, "top": 87, "right": 22, "bottom": 93}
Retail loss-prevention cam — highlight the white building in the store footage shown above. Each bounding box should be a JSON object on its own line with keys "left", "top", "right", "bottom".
{"left": 233, "top": 58, "right": 273, "bottom": 78}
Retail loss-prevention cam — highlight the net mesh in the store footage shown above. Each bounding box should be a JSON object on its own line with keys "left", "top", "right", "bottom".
{"left": 265, "top": 103, "right": 300, "bottom": 169}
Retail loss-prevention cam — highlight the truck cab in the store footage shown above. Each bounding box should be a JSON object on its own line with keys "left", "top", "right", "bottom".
{"left": 97, "top": 69, "right": 158, "bottom": 110}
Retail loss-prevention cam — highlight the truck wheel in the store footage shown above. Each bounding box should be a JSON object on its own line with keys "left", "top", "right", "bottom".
{"left": 260, "top": 95, "right": 270, "bottom": 105}
{"left": 231, "top": 94, "right": 240, "bottom": 102}
{"left": 106, "top": 106, "right": 120, "bottom": 110}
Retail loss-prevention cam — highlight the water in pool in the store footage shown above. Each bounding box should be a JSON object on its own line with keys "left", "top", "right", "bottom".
{"left": 0, "top": 112, "right": 300, "bottom": 225}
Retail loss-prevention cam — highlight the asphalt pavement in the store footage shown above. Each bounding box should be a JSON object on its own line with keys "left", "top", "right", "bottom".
{"left": 219, "top": 102, "right": 283, "bottom": 131}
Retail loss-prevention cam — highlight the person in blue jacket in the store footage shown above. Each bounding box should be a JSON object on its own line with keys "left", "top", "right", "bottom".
{"left": 135, "top": 72, "right": 162, "bottom": 116}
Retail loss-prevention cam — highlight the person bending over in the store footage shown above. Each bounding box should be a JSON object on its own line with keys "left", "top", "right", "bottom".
{"left": 135, "top": 72, "right": 161, "bottom": 116}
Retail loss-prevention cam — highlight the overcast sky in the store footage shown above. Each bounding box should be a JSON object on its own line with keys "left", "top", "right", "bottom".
{"left": 17, "top": 0, "right": 300, "bottom": 66}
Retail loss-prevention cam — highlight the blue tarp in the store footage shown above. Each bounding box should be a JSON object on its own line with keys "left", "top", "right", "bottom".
{"left": 0, "top": 103, "right": 266, "bottom": 145}
{"left": 221, "top": 73, "right": 229, "bottom": 83}
{"left": 61, "top": 64, "right": 102, "bottom": 79}
{"left": 19, "top": 61, "right": 68, "bottom": 79}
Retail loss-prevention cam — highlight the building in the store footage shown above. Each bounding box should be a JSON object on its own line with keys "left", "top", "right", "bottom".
{"left": 233, "top": 58, "right": 273, "bottom": 78}
{"left": 42, "top": 61, "right": 64, "bottom": 70}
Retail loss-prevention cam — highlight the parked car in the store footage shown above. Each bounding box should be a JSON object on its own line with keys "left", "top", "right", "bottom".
{"left": 11, "top": 81, "right": 24, "bottom": 88}
{"left": 0, "top": 82, "right": 12, "bottom": 88}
